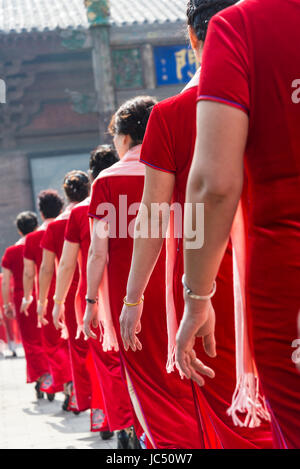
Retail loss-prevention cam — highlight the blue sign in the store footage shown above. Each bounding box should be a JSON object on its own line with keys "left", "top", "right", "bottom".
{"left": 154, "top": 45, "right": 199, "bottom": 86}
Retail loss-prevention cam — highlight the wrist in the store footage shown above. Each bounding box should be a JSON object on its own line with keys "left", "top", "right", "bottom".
{"left": 86, "top": 297, "right": 98, "bottom": 305}
{"left": 53, "top": 296, "right": 64, "bottom": 305}
{"left": 38, "top": 299, "right": 48, "bottom": 307}
{"left": 123, "top": 295, "right": 144, "bottom": 307}
{"left": 182, "top": 275, "right": 216, "bottom": 301}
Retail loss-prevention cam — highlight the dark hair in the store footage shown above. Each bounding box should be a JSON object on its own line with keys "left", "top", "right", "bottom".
{"left": 108, "top": 96, "right": 157, "bottom": 147}
{"left": 187, "top": 0, "right": 237, "bottom": 41}
{"left": 89, "top": 145, "right": 119, "bottom": 180}
{"left": 15, "top": 211, "right": 38, "bottom": 236}
{"left": 63, "top": 170, "right": 90, "bottom": 203}
{"left": 38, "top": 189, "right": 64, "bottom": 219}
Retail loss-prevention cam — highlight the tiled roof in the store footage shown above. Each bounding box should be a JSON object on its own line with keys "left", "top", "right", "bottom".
{"left": 0, "top": 0, "right": 186, "bottom": 35}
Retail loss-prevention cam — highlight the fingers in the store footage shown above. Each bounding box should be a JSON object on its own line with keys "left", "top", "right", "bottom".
{"left": 203, "top": 332, "right": 217, "bottom": 358}
{"left": 84, "top": 325, "right": 97, "bottom": 341}
{"left": 190, "top": 356, "right": 215, "bottom": 379}
{"left": 176, "top": 352, "right": 192, "bottom": 380}
{"left": 176, "top": 348, "right": 215, "bottom": 386}
{"left": 136, "top": 321, "right": 142, "bottom": 334}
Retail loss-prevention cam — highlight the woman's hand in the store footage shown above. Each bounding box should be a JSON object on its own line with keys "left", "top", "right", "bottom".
{"left": 20, "top": 296, "right": 33, "bottom": 316}
{"left": 120, "top": 302, "right": 143, "bottom": 352}
{"left": 175, "top": 298, "right": 216, "bottom": 386}
{"left": 37, "top": 301, "right": 49, "bottom": 326}
{"left": 52, "top": 303, "right": 65, "bottom": 330}
{"left": 4, "top": 304, "right": 15, "bottom": 320}
{"left": 83, "top": 303, "right": 98, "bottom": 340}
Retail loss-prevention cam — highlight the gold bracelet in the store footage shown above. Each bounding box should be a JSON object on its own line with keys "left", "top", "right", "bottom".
{"left": 38, "top": 299, "right": 48, "bottom": 307}
{"left": 53, "top": 296, "right": 64, "bottom": 305}
{"left": 123, "top": 295, "right": 144, "bottom": 307}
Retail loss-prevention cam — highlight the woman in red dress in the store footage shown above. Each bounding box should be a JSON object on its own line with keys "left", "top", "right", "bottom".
{"left": 84, "top": 97, "right": 207, "bottom": 449}
{"left": 23, "top": 190, "right": 72, "bottom": 398}
{"left": 176, "top": 0, "right": 300, "bottom": 449}
{"left": 1, "top": 211, "right": 49, "bottom": 397}
{"left": 53, "top": 146, "right": 133, "bottom": 441}
{"left": 119, "top": 1, "right": 272, "bottom": 449}
{"left": 38, "top": 171, "right": 92, "bottom": 412}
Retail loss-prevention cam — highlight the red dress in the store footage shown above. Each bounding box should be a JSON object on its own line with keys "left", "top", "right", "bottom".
{"left": 65, "top": 198, "right": 133, "bottom": 432}
{"left": 197, "top": 0, "right": 300, "bottom": 448}
{"left": 140, "top": 88, "right": 272, "bottom": 448}
{"left": 41, "top": 212, "right": 92, "bottom": 411}
{"left": 24, "top": 226, "right": 72, "bottom": 392}
{"left": 1, "top": 240, "right": 49, "bottom": 382}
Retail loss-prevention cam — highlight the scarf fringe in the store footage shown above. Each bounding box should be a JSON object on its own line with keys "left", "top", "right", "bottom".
{"left": 227, "top": 373, "right": 271, "bottom": 428}
{"left": 166, "top": 346, "right": 176, "bottom": 374}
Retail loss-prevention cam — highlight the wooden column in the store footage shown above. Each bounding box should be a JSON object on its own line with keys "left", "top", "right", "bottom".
{"left": 84, "top": 0, "right": 116, "bottom": 143}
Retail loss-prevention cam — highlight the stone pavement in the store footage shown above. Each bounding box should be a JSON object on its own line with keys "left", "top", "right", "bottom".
{"left": 0, "top": 347, "right": 117, "bottom": 449}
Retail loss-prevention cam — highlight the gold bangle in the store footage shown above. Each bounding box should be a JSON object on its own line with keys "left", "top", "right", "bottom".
{"left": 38, "top": 299, "right": 48, "bottom": 307}
{"left": 53, "top": 296, "right": 64, "bottom": 305}
{"left": 123, "top": 295, "right": 144, "bottom": 307}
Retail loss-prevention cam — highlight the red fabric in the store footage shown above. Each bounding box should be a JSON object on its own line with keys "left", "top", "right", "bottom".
{"left": 141, "top": 87, "right": 272, "bottom": 449}
{"left": 41, "top": 217, "right": 91, "bottom": 411}
{"left": 24, "top": 230, "right": 72, "bottom": 391}
{"left": 2, "top": 242, "right": 49, "bottom": 382}
{"left": 86, "top": 350, "right": 109, "bottom": 432}
{"left": 197, "top": 0, "right": 300, "bottom": 448}
{"left": 65, "top": 199, "right": 134, "bottom": 431}
{"left": 89, "top": 174, "right": 208, "bottom": 449}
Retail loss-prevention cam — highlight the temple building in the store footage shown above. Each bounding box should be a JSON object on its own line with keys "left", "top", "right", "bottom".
{"left": 0, "top": 0, "right": 198, "bottom": 255}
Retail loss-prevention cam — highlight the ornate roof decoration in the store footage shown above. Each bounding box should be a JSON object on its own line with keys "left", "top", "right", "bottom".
{"left": 0, "top": 0, "right": 186, "bottom": 35}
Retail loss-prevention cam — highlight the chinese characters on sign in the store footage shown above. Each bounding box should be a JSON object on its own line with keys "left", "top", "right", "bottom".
{"left": 154, "top": 45, "right": 200, "bottom": 86}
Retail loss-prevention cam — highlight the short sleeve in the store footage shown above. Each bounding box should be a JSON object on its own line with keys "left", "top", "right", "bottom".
{"left": 41, "top": 223, "right": 56, "bottom": 253}
{"left": 140, "top": 104, "right": 176, "bottom": 174}
{"left": 198, "top": 12, "right": 250, "bottom": 115}
{"left": 65, "top": 208, "right": 80, "bottom": 244}
{"left": 89, "top": 177, "right": 110, "bottom": 221}
{"left": 24, "top": 234, "right": 35, "bottom": 261}
{"left": 2, "top": 248, "right": 12, "bottom": 270}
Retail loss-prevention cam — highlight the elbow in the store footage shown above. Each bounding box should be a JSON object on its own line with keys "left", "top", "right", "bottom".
{"left": 40, "top": 264, "right": 54, "bottom": 277}
{"left": 188, "top": 173, "right": 243, "bottom": 204}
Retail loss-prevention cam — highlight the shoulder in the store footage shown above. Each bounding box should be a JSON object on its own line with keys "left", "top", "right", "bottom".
{"left": 209, "top": 0, "right": 255, "bottom": 37}
{"left": 155, "top": 88, "right": 197, "bottom": 121}
{"left": 25, "top": 230, "right": 41, "bottom": 244}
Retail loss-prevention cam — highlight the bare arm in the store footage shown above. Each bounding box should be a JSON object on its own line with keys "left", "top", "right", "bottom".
{"left": 55, "top": 241, "right": 79, "bottom": 302}
{"left": 176, "top": 100, "right": 248, "bottom": 383}
{"left": 120, "top": 166, "right": 175, "bottom": 351}
{"left": 84, "top": 219, "right": 108, "bottom": 338}
{"left": 52, "top": 241, "right": 79, "bottom": 329}
{"left": 39, "top": 249, "right": 55, "bottom": 306}
{"left": 125, "top": 166, "right": 175, "bottom": 302}
{"left": 21, "top": 258, "right": 36, "bottom": 314}
{"left": 1, "top": 268, "right": 14, "bottom": 318}
{"left": 23, "top": 258, "right": 36, "bottom": 300}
